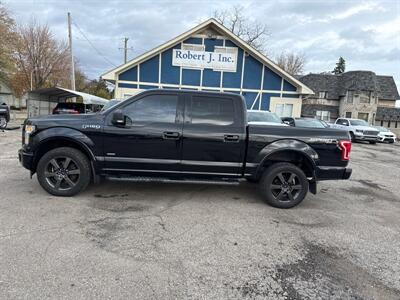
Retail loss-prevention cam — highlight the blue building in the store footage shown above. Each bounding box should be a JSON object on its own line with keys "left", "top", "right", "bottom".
{"left": 102, "top": 19, "right": 312, "bottom": 117}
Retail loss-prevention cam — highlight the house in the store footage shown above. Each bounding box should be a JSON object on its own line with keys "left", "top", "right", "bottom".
{"left": 101, "top": 18, "right": 312, "bottom": 117}
{"left": 298, "top": 71, "right": 399, "bottom": 124}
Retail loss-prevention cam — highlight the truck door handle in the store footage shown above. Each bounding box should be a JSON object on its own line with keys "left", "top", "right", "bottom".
{"left": 163, "top": 131, "right": 180, "bottom": 140}
{"left": 223, "top": 135, "right": 240, "bottom": 142}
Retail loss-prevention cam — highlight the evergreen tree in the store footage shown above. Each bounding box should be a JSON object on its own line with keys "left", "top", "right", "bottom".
{"left": 332, "top": 57, "right": 346, "bottom": 74}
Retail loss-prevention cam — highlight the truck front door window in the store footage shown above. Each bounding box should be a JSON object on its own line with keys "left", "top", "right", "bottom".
{"left": 123, "top": 94, "right": 178, "bottom": 125}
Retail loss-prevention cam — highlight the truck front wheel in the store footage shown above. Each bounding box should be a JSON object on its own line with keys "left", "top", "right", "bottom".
{"left": 36, "top": 147, "right": 91, "bottom": 196}
{"left": 259, "top": 163, "right": 309, "bottom": 208}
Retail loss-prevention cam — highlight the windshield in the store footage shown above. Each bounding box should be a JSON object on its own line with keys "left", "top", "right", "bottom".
{"left": 350, "top": 119, "right": 369, "bottom": 126}
{"left": 247, "top": 111, "right": 282, "bottom": 123}
{"left": 295, "top": 119, "right": 326, "bottom": 128}
{"left": 100, "top": 100, "right": 120, "bottom": 112}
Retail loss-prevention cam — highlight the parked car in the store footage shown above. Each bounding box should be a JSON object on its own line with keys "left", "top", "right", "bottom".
{"left": 52, "top": 102, "right": 103, "bottom": 114}
{"left": 0, "top": 102, "right": 10, "bottom": 129}
{"left": 331, "top": 118, "right": 379, "bottom": 143}
{"left": 281, "top": 117, "right": 328, "bottom": 128}
{"left": 247, "top": 110, "right": 288, "bottom": 126}
{"left": 373, "top": 126, "right": 397, "bottom": 143}
{"left": 52, "top": 102, "right": 85, "bottom": 114}
{"left": 19, "top": 90, "right": 352, "bottom": 208}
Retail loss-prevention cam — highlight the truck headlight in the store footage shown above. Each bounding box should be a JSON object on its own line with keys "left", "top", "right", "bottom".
{"left": 355, "top": 129, "right": 363, "bottom": 133}
{"left": 24, "top": 125, "right": 36, "bottom": 144}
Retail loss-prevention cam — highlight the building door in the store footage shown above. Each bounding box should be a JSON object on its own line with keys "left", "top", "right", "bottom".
{"left": 102, "top": 92, "right": 184, "bottom": 174}
{"left": 180, "top": 94, "right": 246, "bottom": 177}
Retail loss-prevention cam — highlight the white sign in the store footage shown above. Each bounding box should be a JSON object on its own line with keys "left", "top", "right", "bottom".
{"left": 172, "top": 49, "right": 237, "bottom": 72}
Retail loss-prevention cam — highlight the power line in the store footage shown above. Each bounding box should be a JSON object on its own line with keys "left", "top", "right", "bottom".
{"left": 71, "top": 19, "right": 117, "bottom": 68}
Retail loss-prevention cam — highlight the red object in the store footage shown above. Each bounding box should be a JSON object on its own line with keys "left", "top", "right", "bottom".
{"left": 338, "top": 140, "right": 351, "bottom": 161}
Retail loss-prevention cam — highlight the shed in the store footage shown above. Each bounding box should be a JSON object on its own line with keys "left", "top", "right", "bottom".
{"left": 26, "top": 87, "right": 108, "bottom": 117}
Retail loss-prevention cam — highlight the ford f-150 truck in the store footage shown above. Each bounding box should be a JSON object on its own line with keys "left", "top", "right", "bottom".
{"left": 19, "top": 90, "right": 352, "bottom": 208}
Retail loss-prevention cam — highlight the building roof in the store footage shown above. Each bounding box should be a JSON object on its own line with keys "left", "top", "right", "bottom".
{"left": 376, "top": 107, "right": 400, "bottom": 120}
{"left": 299, "top": 71, "right": 399, "bottom": 101}
{"left": 101, "top": 18, "right": 313, "bottom": 95}
{"left": 27, "top": 87, "right": 109, "bottom": 105}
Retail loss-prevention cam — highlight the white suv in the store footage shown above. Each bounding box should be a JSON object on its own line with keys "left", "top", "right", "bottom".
{"left": 332, "top": 118, "right": 379, "bottom": 144}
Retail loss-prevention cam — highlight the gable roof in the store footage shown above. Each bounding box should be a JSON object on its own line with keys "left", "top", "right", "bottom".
{"left": 299, "top": 71, "right": 399, "bottom": 101}
{"left": 101, "top": 18, "right": 313, "bottom": 94}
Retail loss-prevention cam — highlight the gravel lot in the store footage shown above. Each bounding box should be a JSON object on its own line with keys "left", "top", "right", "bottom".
{"left": 1, "top": 128, "right": 400, "bottom": 299}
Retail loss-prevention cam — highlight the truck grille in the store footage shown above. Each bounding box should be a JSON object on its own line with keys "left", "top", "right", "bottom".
{"left": 364, "top": 131, "right": 378, "bottom": 136}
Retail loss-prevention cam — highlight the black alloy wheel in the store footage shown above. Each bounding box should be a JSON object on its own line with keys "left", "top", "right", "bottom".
{"left": 270, "top": 172, "right": 303, "bottom": 203}
{"left": 44, "top": 157, "right": 81, "bottom": 191}
{"left": 0, "top": 116, "right": 7, "bottom": 129}
{"left": 37, "top": 147, "right": 91, "bottom": 196}
{"left": 259, "top": 162, "right": 309, "bottom": 208}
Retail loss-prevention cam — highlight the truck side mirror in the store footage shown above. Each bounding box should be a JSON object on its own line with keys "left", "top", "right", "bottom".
{"left": 112, "top": 109, "right": 126, "bottom": 126}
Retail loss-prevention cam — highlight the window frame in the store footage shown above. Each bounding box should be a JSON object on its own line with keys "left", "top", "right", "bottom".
{"left": 347, "top": 90, "right": 354, "bottom": 103}
{"left": 275, "top": 103, "right": 294, "bottom": 117}
{"left": 315, "top": 110, "right": 330, "bottom": 121}
{"left": 106, "top": 92, "right": 183, "bottom": 126}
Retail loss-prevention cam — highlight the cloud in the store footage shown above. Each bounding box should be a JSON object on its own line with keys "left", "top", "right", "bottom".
{"left": 4, "top": 0, "right": 399, "bottom": 88}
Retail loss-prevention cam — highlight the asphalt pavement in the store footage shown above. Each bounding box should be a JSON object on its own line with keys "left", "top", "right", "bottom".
{"left": 1, "top": 129, "right": 400, "bottom": 299}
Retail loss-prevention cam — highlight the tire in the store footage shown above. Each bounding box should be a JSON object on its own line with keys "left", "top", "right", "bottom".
{"left": 36, "top": 147, "right": 91, "bottom": 196}
{"left": 349, "top": 132, "right": 355, "bottom": 142}
{"left": 369, "top": 141, "right": 376, "bottom": 144}
{"left": 0, "top": 116, "right": 7, "bottom": 129}
{"left": 259, "top": 162, "right": 309, "bottom": 209}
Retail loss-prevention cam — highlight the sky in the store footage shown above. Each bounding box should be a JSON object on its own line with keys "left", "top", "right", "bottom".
{"left": 4, "top": 0, "right": 400, "bottom": 89}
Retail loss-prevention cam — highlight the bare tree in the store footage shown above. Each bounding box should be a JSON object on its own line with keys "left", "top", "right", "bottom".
{"left": 0, "top": 3, "right": 17, "bottom": 81}
{"left": 275, "top": 52, "right": 306, "bottom": 75}
{"left": 213, "top": 6, "right": 268, "bottom": 53}
{"left": 10, "top": 19, "right": 70, "bottom": 96}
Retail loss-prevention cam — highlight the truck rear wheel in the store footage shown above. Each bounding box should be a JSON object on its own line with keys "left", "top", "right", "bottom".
{"left": 36, "top": 147, "right": 91, "bottom": 196}
{"left": 259, "top": 162, "right": 309, "bottom": 208}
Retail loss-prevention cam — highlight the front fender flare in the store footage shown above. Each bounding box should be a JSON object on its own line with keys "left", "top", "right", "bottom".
{"left": 31, "top": 127, "right": 96, "bottom": 161}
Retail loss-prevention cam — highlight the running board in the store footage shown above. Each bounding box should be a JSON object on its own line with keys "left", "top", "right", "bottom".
{"left": 106, "top": 176, "right": 242, "bottom": 186}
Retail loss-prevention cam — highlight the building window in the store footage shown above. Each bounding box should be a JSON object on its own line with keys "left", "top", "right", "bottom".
{"left": 345, "top": 112, "right": 352, "bottom": 118}
{"left": 275, "top": 103, "right": 293, "bottom": 117}
{"left": 347, "top": 90, "right": 354, "bottom": 103}
{"left": 359, "top": 91, "right": 370, "bottom": 103}
{"left": 318, "top": 91, "right": 327, "bottom": 99}
{"left": 358, "top": 112, "right": 369, "bottom": 122}
{"left": 315, "top": 110, "right": 330, "bottom": 121}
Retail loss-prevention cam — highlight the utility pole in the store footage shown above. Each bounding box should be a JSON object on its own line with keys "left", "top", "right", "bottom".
{"left": 67, "top": 12, "right": 75, "bottom": 90}
{"left": 124, "top": 37, "right": 129, "bottom": 63}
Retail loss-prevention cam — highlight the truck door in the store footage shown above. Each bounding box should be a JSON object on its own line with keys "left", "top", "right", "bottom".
{"left": 181, "top": 94, "right": 246, "bottom": 177}
{"left": 102, "top": 92, "right": 184, "bottom": 175}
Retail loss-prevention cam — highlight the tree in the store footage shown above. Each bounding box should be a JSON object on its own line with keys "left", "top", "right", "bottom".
{"left": 275, "top": 52, "right": 306, "bottom": 75}
{"left": 10, "top": 19, "right": 70, "bottom": 96}
{"left": 213, "top": 6, "right": 268, "bottom": 53}
{"left": 0, "top": 4, "right": 17, "bottom": 81}
{"left": 332, "top": 57, "right": 345, "bottom": 74}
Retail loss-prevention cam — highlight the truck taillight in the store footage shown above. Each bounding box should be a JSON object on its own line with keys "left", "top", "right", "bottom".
{"left": 338, "top": 140, "right": 351, "bottom": 161}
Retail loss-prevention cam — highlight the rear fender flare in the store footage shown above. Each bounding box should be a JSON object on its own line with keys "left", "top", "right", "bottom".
{"left": 254, "top": 139, "right": 319, "bottom": 179}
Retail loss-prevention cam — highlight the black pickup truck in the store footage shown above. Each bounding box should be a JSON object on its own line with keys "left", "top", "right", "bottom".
{"left": 19, "top": 90, "right": 352, "bottom": 208}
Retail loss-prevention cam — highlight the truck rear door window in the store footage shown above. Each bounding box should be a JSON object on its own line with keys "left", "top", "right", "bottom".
{"left": 190, "top": 96, "right": 234, "bottom": 125}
